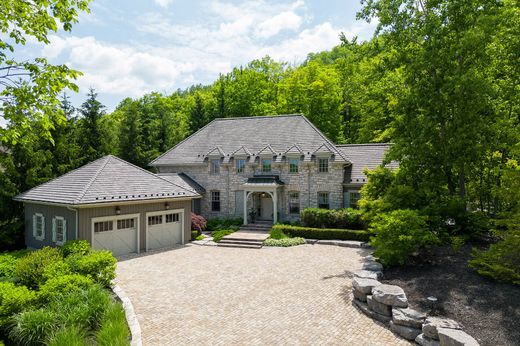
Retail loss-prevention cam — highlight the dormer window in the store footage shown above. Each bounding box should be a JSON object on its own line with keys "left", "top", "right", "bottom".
{"left": 236, "top": 159, "right": 246, "bottom": 173}
{"left": 289, "top": 158, "right": 299, "bottom": 173}
{"left": 210, "top": 159, "right": 220, "bottom": 175}
{"left": 318, "top": 158, "right": 329, "bottom": 173}
{"left": 262, "top": 159, "right": 272, "bottom": 173}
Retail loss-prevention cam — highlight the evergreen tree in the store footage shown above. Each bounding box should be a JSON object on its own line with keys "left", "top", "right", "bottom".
{"left": 189, "top": 92, "right": 207, "bottom": 134}
{"left": 77, "top": 88, "right": 106, "bottom": 164}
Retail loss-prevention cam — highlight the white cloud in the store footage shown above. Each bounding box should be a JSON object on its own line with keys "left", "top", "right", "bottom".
{"left": 255, "top": 11, "right": 303, "bottom": 39}
{"left": 154, "top": 0, "right": 173, "bottom": 8}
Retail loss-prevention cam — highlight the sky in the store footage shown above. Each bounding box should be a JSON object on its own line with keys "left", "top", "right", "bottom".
{"left": 16, "top": 0, "right": 376, "bottom": 111}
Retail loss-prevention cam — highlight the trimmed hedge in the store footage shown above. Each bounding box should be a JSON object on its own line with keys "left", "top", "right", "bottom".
{"left": 300, "top": 208, "right": 367, "bottom": 230}
{"left": 272, "top": 224, "right": 372, "bottom": 242}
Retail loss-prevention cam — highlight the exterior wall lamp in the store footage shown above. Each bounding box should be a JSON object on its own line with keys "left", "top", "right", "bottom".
{"left": 165, "top": 202, "right": 170, "bottom": 210}
{"left": 115, "top": 206, "right": 121, "bottom": 215}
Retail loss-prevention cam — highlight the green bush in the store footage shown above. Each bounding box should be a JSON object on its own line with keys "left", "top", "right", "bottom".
{"left": 271, "top": 224, "right": 372, "bottom": 241}
{"left": 370, "top": 209, "right": 438, "bottom": 266}
{"left": 0, "top": 254, "right": 18, "bottom": 280}
{"left": 39, "top": 274, "right": 94, "bottom": 302}
{"left": 42, "top": 261, "right": 72, "bottom": 282}
{"left": 9, "top": 308, "right": 58, "bottom": 345}
{"left": 469, "top": 231, "right": 520, "bottom": 285}
{"left": 15, "top": 247, "right": 63, "bottom": 289}
{"left": 300, "top": 208, "right": 367, "bottom": 230}
{"left": 61, "top": 240, "right": 91, "bottom": 258}
{"left": 66, "top": 250, "right": 116, "bottom": 287}
{"left": 0, "top": 282, "right": 37, "bottom": 330}
{"left": 191, "top": 230, "right": 199, "bottom": 241}
{"left": 211, "top": 229, "right": 236, "bottom": 242}
{"left": 264, "top": 237, "right": 306, "bottom": 247}
{"left": 269, "top": 227, "right": 288, "bottom": 240}
{"left": 206, "top": 218, "right": 243, "bottom": 232}
{"left": 96, "top": 303, "right": 130, "bottom": 346}
{"left": 47, "top": 327, "right": 88, "bottom": 346}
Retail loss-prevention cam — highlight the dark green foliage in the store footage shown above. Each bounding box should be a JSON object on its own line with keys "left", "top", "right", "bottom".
{"left": 206, "top": 218, "right": 243, "bottom": 232}
{"left": 369, "top": 209, "right": 439, "bottom": 266}
{"left": 65, "top": 251, "right": 117, "bottom": 288}
{"left": 0, "top": 282, "right": 37, "bottom": 331}
{"left": 211, "top": 229, "right": 236, "bottom": 243}
{"left": 38, "top": 274, "right": 93, "bottom": 302}
{"left": 9, "top": 308, "right": 58, "bottom": 345}
{"left": 272, "top": 225, "right": 372, "bottom": 242}
{"left": 0, "top": 251, "right": 28, "bottom": 279}
{"left": 300, "top": 208, "right": 366, "bottom": 230}
{"left": 269, "top": 227, "right": 288, "bottom": 240}
{"left": 77, "top": 88, "right": 106, "bottom": 165}
{"left": 96, "top": 303, "right": 130, "bottom": 346}
{"left": 15, "top": 247, "right": 62, "bottom": 289}
{"left": 47, "top": 326, "right": 88, "bottom": 346}
{"left": 60, "top": 240, "right": 91, "bottom": 258}
{"left": 469, "top": 232, "right": 520, "bottom": 285}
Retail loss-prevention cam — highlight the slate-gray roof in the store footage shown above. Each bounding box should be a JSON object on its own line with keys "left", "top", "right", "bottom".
{"left": 336, "top": 144, "right": 399, "bottom": 184}
{"left": 150, "top": 114, "right": 349, "bottom": 166}
{"left": 14, "top": 155, "right": 199, "bottom": 205}
{"left": 157, "top": 173, "right": 206, "bottom": 194}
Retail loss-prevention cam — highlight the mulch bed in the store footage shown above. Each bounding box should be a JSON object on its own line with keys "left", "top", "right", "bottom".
{"left": 381, "top": 243, "right": 520, "bottom": 346}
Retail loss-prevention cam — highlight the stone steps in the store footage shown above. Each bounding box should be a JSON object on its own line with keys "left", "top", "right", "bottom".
{"left": 218, "top": 241, "right": 263, "bottom": 249}
{"left": 217, "top": 224, "right": 271, "bottom": 249}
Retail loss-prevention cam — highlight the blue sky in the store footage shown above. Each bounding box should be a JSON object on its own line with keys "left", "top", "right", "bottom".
{"left": 24, "top": 0, "right": 376, "bottom": 111}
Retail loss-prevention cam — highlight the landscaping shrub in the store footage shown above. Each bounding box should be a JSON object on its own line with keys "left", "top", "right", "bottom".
{"left": 211, "top": 229, "right": 236, "bottom": 242}
{"left": 370, "top": 209, "right": 439, "bottom": 266}
{"left": 42, "top": 261, "right": 72, "bottom": 282}
{"left": 15, "top": 247, "right": 62, "bottom": 289}
{"left": 469, "top": 231, "right": 520, "bottom": 285}
{"left": 38, "top": 274, "right": 94, "bottom": 302}
{"left": 96, "top": 303, "right": 129, "bottom": 346}
{"left": 206, "top": 218, "right": 242, "bottom": 232}
{"left": 0, "top": 282, "right": 37, "bottom": 330}
{"left": 264, "top": 237, "right": 306, "bottom": 247}
{"left": 191, "top": 230, "right": 199, "bottom": 241}
{"left": 300, "top": 208, "right": 367, "bottom": 230}
{"left": 191, "top": 213, "right": 207, "bottom": 233}
{"left": 47, "top": 327, "right": 88, "bottom": 346}
{"left": 61, "top": 240, "right": 91, "bottom": 258}
{"left": 271, "top": 224, "right": 372, "bottom": 242}
{"left": 66, "top": 250, "right": 116, "bottom": 288}
{"left": 269, "top": 227, "right": 288, "bottom": 240}
{"left": 0, "top": 254, "right": 18, "bottom": 280}
{"left": 9, "top": 308, "right": 58, "bottom": 345}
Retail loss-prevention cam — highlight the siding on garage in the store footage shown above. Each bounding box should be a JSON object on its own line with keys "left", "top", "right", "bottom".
{"left": 77, "top": 199, "right": 192, "bottom": 251}
{"left": 24, "top": 203, "right": 77, "bottom": 249}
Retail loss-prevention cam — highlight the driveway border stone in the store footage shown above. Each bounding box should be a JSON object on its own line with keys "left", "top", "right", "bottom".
{"left": 113, "top": 284, "right": 143, "bottom": 346}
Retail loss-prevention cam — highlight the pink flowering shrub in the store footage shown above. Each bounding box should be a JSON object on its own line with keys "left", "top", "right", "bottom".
{"left": 191, "top": 213, "right": 207, "bottom": 233}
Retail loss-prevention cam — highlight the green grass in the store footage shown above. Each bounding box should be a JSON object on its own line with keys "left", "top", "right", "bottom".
{"left": 96, "top": 303, "right": 130, "bottom": 346}
{"left": 47, "top": 327, "right": 88, "bottom": 346}
{"left": 211, "top": 229, "right": 236, "bottom": 242}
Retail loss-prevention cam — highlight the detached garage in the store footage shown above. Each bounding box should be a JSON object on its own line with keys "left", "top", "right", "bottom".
{"left": 14, "top": 155, "right": 201, "bottom": 256}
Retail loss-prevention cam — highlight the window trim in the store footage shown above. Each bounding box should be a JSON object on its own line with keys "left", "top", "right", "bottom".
{"left": 318, "top": 157, "right": 329, "bottom": 173}
{"left": 349, "top": 191, "right": 361, "bottom": 209}
{"left": 288, "top": 158, "right": 299, "bottom": 174}
{"left": 210, "top": 158, "right": 220, "bottom": 175}
{"left": 211, "top": 190, "right": 221, "bottom": 212}
{"left": 317, "top": 192, "right": 330, "bottom": 209}
{"left": 236, "top": 158, "right": 246, "bottom": 174}
{"left": 288, "top": 191, "right": 300, "bottom": 214}
{"left": 33, "top": 213, "right": 45, "bottom": 241}
{"left": 261, "top": 158, "right": 272, "bottom": 173}
{"left": 52, "top": 216, "right": 67, "bottom": 246}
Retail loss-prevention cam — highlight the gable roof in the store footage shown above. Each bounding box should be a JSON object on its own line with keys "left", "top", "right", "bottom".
{"left": 336, "top": 144, "right": 399, "bottom": 184}
{"left": 284, "top": 144, "right": 304, "bottom": 156}
{"left": 256, "top": 144, "right": 276, "bottom": 157}
{"left": 14, "top": 155, "right": 199, "bottom": 206}
{"left": 150, "top": 114, "right": 349, "bottom": 166}
{"left": 157, "top": 173, "right": 206, "bottom": 194}
{"left": 231, "top": 146, "right": 252, "bottom": 157}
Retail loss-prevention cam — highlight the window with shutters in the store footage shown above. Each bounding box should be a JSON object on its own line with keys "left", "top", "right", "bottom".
{"left": 53, "top": 216, "right": 66, "bottom": 245}
{"left": 33, "top": 213, "right": 45, "bottom": 240}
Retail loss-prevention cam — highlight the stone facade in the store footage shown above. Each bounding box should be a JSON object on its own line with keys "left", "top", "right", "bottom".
{"left": 157, "top": 156, "right": 348, "bottom": 222}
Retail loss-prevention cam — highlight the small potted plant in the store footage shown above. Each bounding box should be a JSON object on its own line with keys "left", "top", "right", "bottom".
{"left": 248, "top": 208, "right": 257, "bottom": 223}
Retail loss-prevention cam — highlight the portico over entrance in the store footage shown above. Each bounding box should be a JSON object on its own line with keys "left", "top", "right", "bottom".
{"left": 240, "top": 175, "right": 284, "bottom": 225}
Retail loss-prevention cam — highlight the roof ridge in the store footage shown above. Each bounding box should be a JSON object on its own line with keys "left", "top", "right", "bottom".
{"left": 336, "top": 143, "right": 393, "bottom": 147}
{"left": 298, "top": 116, "right": 351, "bottom": 162}
{"left": 74, "top": 156, "right": 111, "bottom": 204}
{"left": 109, "top": 156, "right": 198, "bottom": 196}
{"left": 212, "top": 114, "right": 303, "bottom": 121}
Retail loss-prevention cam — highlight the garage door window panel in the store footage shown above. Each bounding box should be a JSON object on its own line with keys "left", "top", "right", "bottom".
{"left": 165, "top": 213, "right": 180, "bottom": 223}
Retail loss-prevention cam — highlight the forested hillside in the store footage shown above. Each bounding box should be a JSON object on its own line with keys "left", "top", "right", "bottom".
{"left": 1, "top": 0, "right": 519, "bottom": 261}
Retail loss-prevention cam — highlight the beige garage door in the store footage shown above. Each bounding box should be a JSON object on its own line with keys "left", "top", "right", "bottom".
{"left": 146, "top": 210, "right": 183, "bottom": 251}
{"left": 92, "top": 214, "right": 139, "bottom": 256}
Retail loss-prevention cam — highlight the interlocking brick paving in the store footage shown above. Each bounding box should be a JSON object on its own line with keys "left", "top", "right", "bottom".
{"left": 116, "top": 244, "right": 410, "bottom": 345}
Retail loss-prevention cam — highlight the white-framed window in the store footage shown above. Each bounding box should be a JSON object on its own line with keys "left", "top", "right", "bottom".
{"left": 349, "top": 191, "right": 361, "bottom": 209}
{"left": 52, "top": 216, "right": 67, "bottom": 245}
{"left": 165, "top": 213, "right": 180, "bottom": 223}
{"left": 148, "top": 215, "right": 163, "bottom": 226}
{"left": 117, "top": 218, "right": 135, "bottom": 230}
{"left": 289, "top": 158, "right": 299, "bottom": 173}
{"left": 262, "top": 159, "right": 272, "bottom": 173}
{"left": 33, "top": 213, "right": 45, "bottom": 241}
{"left": 318, "top": 192, "right": 330, "bottom": 209}
{"left": 94, "top": 221, "right": 113, "bottom": 232}
{"left": 210, "top": 159, "right": 220, "bottom": 175}
{"left": 211, "top": 191, "right": 221, "bottom": 211}
{"left": 289, "top": 191, "right": 300, "bottom": 214}
{"left": 236, "top": 159, "right": 246, "bottom": 173}
{"left": 318, "top": 158, "right": 329, "bottom": 173}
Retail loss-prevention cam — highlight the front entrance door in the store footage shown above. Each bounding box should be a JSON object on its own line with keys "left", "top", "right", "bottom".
{"left": 258, "top": 195, "right": 273, "bottom": 221}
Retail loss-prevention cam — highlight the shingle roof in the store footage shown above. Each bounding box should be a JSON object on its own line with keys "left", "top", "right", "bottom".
{"left": 14, "top": 155, "right": 199, "bottom": 205}
{"left": 150, "top": 114, "right": 349, "bottom": 166}
{"left": 157, "top": 173, "right": 206, "bottom": 194}
{"left": 336, "top": 144, "right": 399, "bottom": 184}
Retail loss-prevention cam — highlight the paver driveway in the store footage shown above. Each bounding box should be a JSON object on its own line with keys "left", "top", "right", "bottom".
{"left": 116, "top": 244, "right": 409, "bottom": 346}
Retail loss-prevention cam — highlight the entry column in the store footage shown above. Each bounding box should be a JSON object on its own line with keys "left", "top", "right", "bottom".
{"left": 273, "top": 188, "right": 278, "bottom": 224}
{"left": 243, "top": 189, "right": 248, "bottom": 225}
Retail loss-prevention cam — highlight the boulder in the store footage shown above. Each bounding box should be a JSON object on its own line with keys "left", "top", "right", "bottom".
{"left": 352, "top": 288, "right": 367, "bottom": 302}
{"left": 367, "top": 295, "right": 392, "bottom": 316}
{"left": 372, "top": 284, "right": 408, "bottom": 308}
{"left": 392, "top": 307, "right": 427, "bottom": 328}
{"left": 352, "top": 277, "right": 381, "bottom": 294}
{"left": 437, "top": 328, "right": 479, "bottom": 346}
{"left": 416, "top": 333, "right": 441, "bottom": 346}
{"left": 353, "top": 299, "right": 391, "bottom": 324}
{"left": 390, "top": 321, "right": 422, "bottom": 341}
{"left": 363, "top": 261, "right": 384, "bottom": 272}
{"left": 422, "top": 317, "right": 461, "bottom": 340}
{"left": 353, "top": 270, "right": 381, "bottom": 280}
